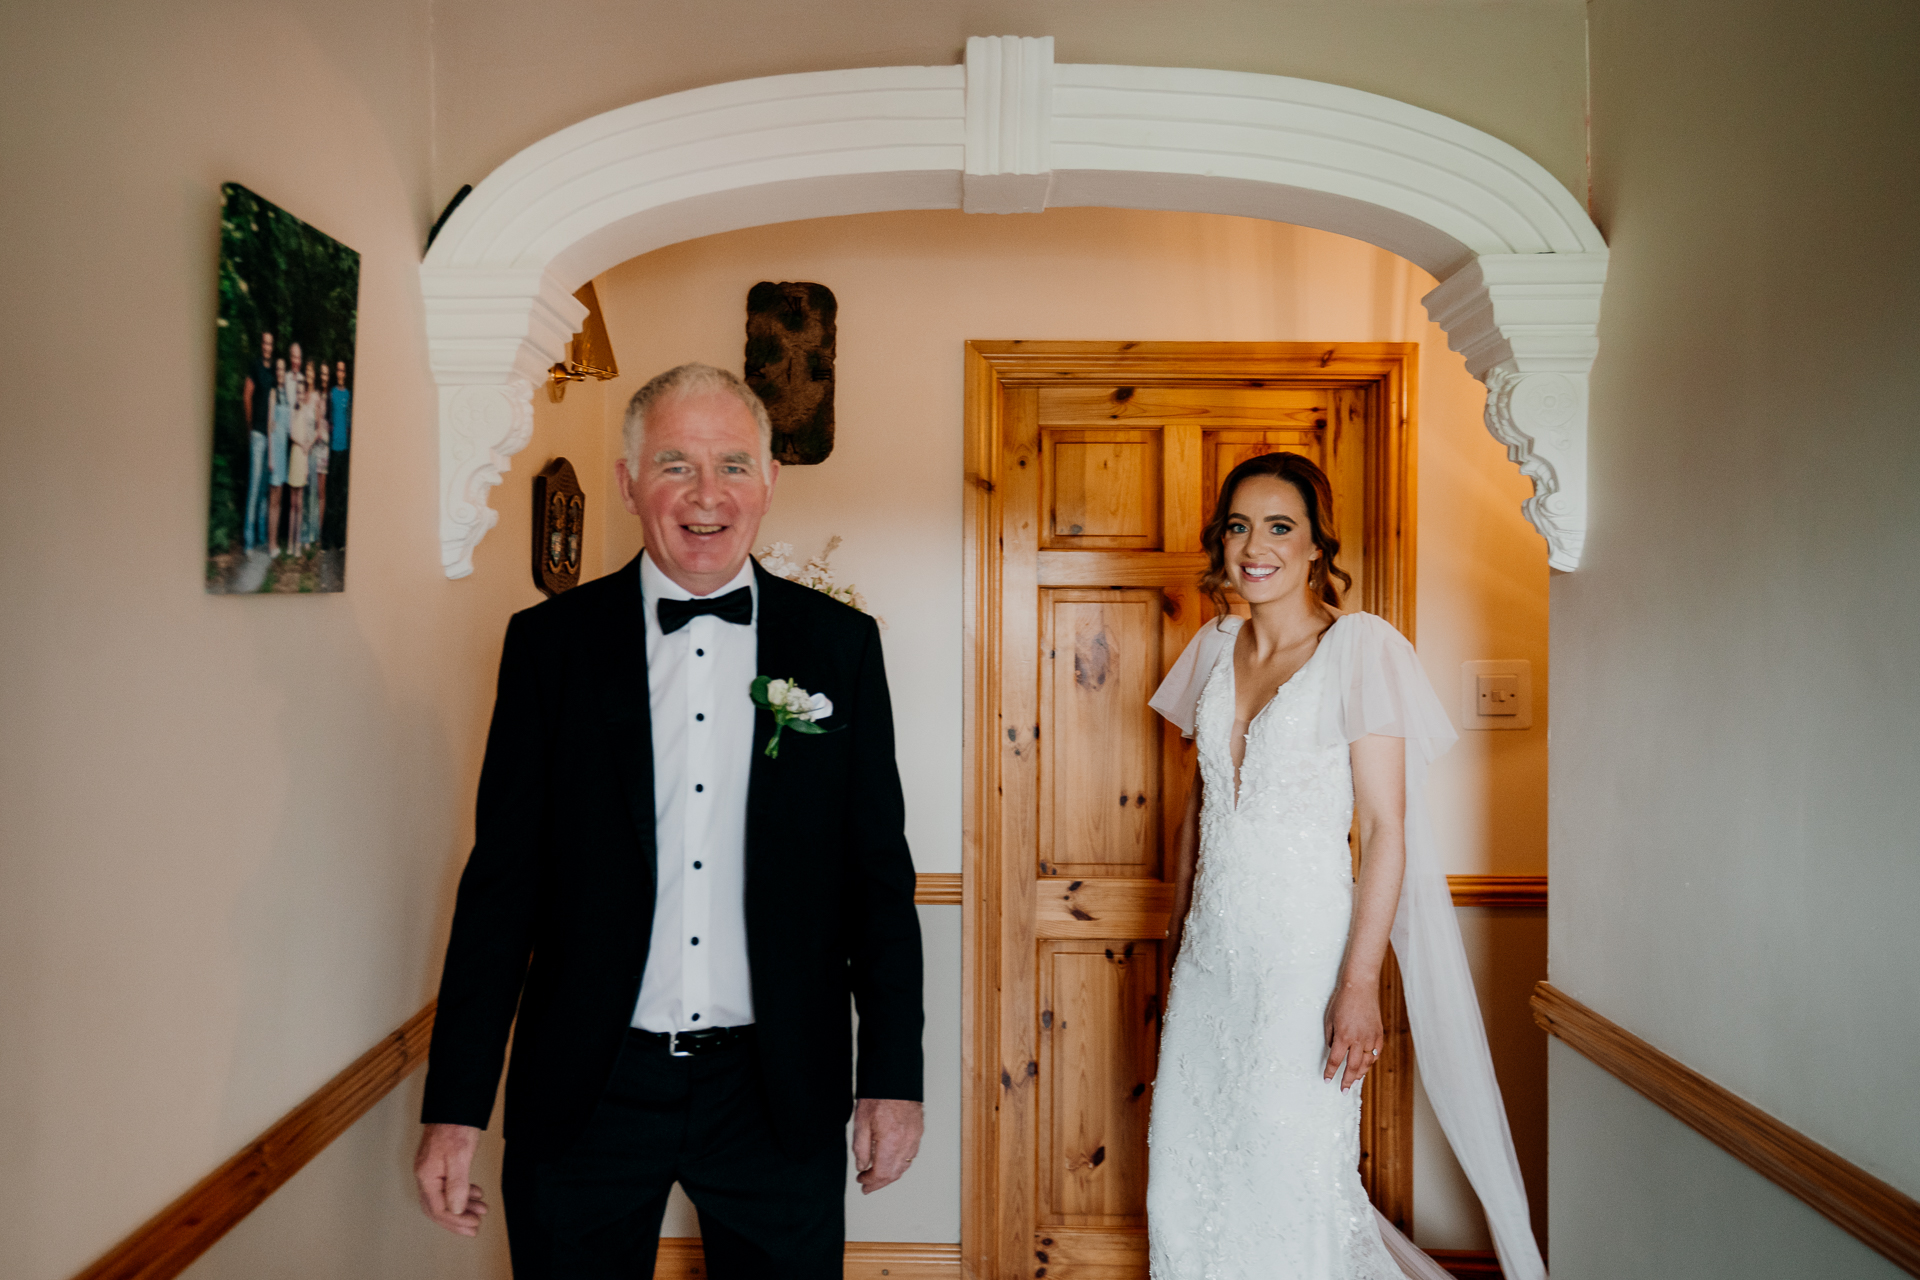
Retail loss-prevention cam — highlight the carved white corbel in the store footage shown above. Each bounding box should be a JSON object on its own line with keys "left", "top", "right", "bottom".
{"left": 440, "top": 382, "right": 534, "bottom": 577}
{"left": 1423, "top": 253, "right": 1607, "bottom": 570}
{"left": 425, "top": 270, "right": 587, "bottom": 578}
{"left": 963, "top": 36, "right": 1054, "bottom": 214}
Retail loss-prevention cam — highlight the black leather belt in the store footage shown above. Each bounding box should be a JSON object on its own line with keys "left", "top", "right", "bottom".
{"left": 629, "top": 1024, "right": 754, "bottom": 1058}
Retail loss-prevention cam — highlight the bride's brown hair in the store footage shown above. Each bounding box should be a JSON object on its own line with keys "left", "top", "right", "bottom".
{"left": 1199, "top": 452, "right": 1352, "bottom": 617}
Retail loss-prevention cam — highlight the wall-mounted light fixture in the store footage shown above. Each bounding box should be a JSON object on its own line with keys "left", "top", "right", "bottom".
{"left": 548, "top": 280, "right": 619, "bottom": 401}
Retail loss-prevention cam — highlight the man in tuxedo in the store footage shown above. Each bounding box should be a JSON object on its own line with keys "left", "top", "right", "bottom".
{"left": 413, "top": 363, "right": 924, "bottom": 1278}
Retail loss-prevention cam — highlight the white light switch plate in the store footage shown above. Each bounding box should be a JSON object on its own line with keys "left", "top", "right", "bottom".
{"left": 1460, "top": 660, "right": 1533, "bottom": 730}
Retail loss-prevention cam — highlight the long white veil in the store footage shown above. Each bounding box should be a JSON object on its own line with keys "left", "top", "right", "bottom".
{"left": 1149, "top": 613, "right": 1548, "bottom": 1280}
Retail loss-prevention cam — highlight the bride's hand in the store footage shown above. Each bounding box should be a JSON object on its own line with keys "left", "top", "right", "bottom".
{"left": 1323, "top": 980, "right": 1384, "bottom": 1092}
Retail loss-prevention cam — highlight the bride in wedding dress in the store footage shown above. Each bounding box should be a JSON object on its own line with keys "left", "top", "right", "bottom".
{"left": 1145, "top": 453, "right": 1548, "bottom": 1280}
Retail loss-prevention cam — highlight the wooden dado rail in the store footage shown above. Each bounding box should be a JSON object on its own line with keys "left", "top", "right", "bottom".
{"left": 71, "top": 872, "right": 1544, "bottom": 1280}
{"left": 1532, "top": 983, "right": 1920, "bottom": 1276}
{"left": 72, "top": 1005, "right": 437, "bottom": 1280}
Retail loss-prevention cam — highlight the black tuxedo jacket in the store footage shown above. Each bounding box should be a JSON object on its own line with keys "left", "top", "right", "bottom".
{"left": 421, "top": 556, "right": 923, "bottom": 1156}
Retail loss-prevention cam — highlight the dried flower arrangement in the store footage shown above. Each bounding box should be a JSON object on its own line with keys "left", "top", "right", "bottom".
{"left": 755, "top": 536, "right": 884, "bottom": 626}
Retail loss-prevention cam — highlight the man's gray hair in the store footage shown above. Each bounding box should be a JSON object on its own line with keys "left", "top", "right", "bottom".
{"left": 622, "top": 363, "right": 774, "bottom": 476}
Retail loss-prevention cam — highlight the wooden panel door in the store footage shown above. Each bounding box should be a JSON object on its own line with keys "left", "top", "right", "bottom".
{"left": 965, "top": 344, "right": 1416, "bottom": 1280}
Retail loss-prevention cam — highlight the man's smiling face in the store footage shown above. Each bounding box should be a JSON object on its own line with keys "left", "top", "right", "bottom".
{"left": 617, "top": 388, "right": 779, "bottom": 596}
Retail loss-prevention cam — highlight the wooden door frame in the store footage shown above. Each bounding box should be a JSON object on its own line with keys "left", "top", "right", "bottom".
{"left": 962, "top": 342, "right": 1418, "bottom": 1277}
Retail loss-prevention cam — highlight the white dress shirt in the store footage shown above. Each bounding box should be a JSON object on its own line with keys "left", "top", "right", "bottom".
{"left": 632, "top": 552, "right": 758, "bottom": 1032}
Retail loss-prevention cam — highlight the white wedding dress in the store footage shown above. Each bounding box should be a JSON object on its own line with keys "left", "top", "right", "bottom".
{"left": 1146, "top": 614, "right": 1548, "bottom": 1280}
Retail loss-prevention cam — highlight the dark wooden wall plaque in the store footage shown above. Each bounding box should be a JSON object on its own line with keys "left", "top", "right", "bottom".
{"left": 744, "top": 281, "right": 836, "bottom": 465}
{"left": 532, "top": 457, "right": 584, "bottom": 596}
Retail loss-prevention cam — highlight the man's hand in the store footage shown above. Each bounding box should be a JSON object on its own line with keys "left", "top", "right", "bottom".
{"left": 851, "top": 1098, "right": 923, "bottom": 1194}
{"left": 414, "top": 1123, "right": 489, "bottom": 1236}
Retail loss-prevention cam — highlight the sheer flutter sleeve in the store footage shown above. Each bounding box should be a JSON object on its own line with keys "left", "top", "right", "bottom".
{"left": 1319, "top": 614, "right": 1549, "bottom": 1280}
{"left": 1149, "top": 616, "right": 1241, "bottom": 738}
{"left": 1316, "top": 613, "right": 1458, "bottom": 760}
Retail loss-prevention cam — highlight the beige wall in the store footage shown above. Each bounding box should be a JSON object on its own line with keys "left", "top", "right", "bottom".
{"left": 0, "top": 3, "right": 520, "bottom": 1278}
{"left": 588, "top": 205, "right": 1551, "bottom": 1248}
{"left": 428, "top": 0, "right": 1590, "bottom": 220}
{"left": 0, "top": 3, "right": 1587, "bottom": 1275}
{"left": 1551, "top": 0, "right": 1920, "bottom": 1274}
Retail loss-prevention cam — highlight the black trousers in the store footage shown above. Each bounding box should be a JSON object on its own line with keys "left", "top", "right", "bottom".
{"left": 501, "top": 1029, "right": 845, "bottom": 1280}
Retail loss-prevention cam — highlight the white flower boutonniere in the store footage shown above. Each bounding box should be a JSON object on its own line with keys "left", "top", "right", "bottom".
{"left": 751, "top": 676, "right": 839, "bottom": 758}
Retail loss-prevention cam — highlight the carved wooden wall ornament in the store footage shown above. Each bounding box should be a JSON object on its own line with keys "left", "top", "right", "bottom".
{"left": 745, "top": 281, "right": 837, "bottom": 465}
{"left": 532, "top": 457, "right": 584, "bottom": 597}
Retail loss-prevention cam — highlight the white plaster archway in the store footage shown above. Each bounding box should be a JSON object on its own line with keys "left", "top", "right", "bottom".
{"left": 422, "top": 36, "right": 1606, "bottom": 578}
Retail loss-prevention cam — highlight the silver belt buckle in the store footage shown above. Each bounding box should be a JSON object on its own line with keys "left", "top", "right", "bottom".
{"left": 669, "top": 1030, "right": 691, "bottom": 1058}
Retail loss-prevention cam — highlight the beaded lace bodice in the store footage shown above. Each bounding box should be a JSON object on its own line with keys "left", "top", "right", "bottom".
{"left": 1147, "top": 619, "right": 1400, "bottom": 1279}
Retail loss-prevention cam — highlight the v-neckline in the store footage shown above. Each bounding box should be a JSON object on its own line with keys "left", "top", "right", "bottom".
{"left": 1222, "top": 616, "right": 1341, "bottom": 811}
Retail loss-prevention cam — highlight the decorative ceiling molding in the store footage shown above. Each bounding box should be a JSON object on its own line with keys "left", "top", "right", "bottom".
{"left": 963, "top": 35, "right": 1055, "bottom": 214}
{"left": 422, "top": 38, "right": 1606, "bottom": 578}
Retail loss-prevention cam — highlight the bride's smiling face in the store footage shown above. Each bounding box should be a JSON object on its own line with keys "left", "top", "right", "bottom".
{"left": 1222, "top": 474, "right": 1320, "bottom": 607}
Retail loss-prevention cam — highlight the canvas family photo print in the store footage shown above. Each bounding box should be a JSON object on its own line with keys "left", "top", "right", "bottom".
{"left": 206, "top": 183, "right": 360, "bottom": 593}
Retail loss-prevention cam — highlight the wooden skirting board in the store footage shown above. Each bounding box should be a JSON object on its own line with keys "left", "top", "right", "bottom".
{"left": 653, "top": 1239, "right": 1510, "bottom": 1278}
{"left": 653, "top": 1239, "right": 1504, "bottom": 1278}
{"left": 654, "top": 1239, "right": 961, "bottom": 1277}
{"left": 1532, "top": 982, "right": 1920, "bottom": 1276}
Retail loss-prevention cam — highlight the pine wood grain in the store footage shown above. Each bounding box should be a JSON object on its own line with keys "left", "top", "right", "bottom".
{"left": 1042, "top": 430, "right": 1163, "bottom": 549}
{"left": 1036, "top": 383, "right": 1329, "bottom": 427}
{"left": 1030, "top": 876, "right": 1542, "bottom": 935}
{"left": 1532, "top": 982, "right": 1920, "bottom": 1275}
{"left": 1031, "top": 1225, "right": 1148, "bottom": 1278}
{"left": 1041, "top": 590, "right": 1164, "bottom": 879}
{"left": 1161, "top": 422, "right": 1205, "bottom": 555}
{"left": 963, "top": 340, "right": 1427, "bottom": 385}
{"left": 985, "top": 377, "right": 1047, "bottom": 1278}
{"left": 1038, "top": 941, "right": 1160, "bottom": 1223}
{"left": 1035, "top": 878, "right": 1174, "bottom": 940}
{"left": 71, "top": 1004, "right": 435, "bottom": 1280}
{"left": 996, "top": 384, "right": 1048, "bottom": 1276}
{"left": 651, "top": 1239, "right": 963, "bottom": 1278}
{"left": 1037, "top": 551, "right": 1211, "bottom": 588}
{"left": 960, "top": 343, "right": 1004, "bottom": 1280}
{"left": 966, "top": 340, "right": 1421, "bottom": 1277}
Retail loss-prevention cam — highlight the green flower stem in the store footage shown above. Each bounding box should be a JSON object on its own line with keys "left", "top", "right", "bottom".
{"left": 751, "top": 675, "right": 838, "bottom": 759}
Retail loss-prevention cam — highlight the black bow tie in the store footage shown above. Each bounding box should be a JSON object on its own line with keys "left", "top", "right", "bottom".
{"left": 657, "top": 586, "right": 753, "bottom": 634}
